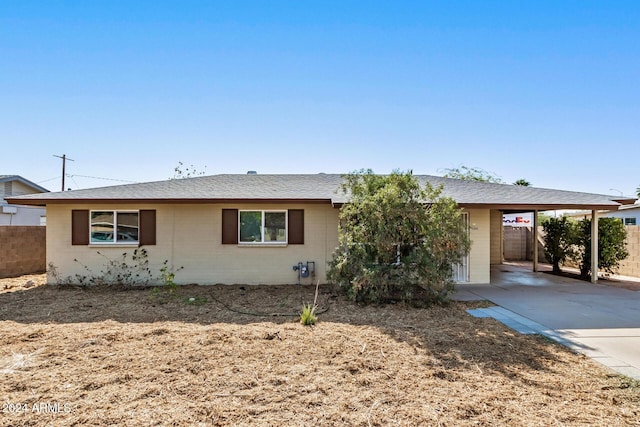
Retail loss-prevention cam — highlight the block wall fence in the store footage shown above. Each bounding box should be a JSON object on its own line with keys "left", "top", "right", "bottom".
{"left": 0, "top": 226, "right": 46, "bottom": 278}
{"left": 618, "top": 225, "right": 640, "bottom": 278}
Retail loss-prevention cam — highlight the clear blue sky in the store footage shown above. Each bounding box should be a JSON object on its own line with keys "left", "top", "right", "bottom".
{"left": 1, "top": 1, "right": 638, "bottom": 197}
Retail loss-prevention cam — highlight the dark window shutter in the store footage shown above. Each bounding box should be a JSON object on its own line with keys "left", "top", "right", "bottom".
{"left": 72, "top": 210, "right": 89, "bottom": 245}
{"left": 288, "top": 209, "right": 304, "bottom": 244}
{"left": 139, "top": 210, "right": 156, "bottom": 245}
{"left": 222, "top": 209, "right": 239, "bottom": 244}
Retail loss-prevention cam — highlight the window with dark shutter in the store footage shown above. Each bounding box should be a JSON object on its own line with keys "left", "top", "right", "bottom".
{"left": 288, "top": 209, "right": 304, "bottom": 244}
{"left": 71, "top": 210, "right": 89, "bottom": 245}
{"left": 222, "top": 209, "right": 239, "bottom": 244}
{"left": 139, "top": 210, "right": 156, "bottom": 245}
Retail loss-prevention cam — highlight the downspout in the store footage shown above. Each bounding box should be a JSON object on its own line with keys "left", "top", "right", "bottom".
{"left": 591, "top": 210, "right": 598, "bottom": 283}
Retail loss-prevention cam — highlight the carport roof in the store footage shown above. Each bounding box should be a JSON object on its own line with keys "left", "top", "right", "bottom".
{"left": 6, "top": 173, "right": 634, "bottom": 210}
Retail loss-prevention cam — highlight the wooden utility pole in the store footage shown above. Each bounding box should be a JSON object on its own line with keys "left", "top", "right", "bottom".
{"left": 53, "top": 154, "right": 74, "bottom": 191}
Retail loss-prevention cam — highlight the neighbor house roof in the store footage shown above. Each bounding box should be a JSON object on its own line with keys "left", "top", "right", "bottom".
{"left": 567, "top": 202, "right": 640, "bottom": 218}
{"left": 0, "top": 175, "right": 50, "bottom": 194}
{"left": 6, "top": 174, "right": 634, "bottom": 211}
{"left": 617, "top": 203, "right": 640, "bottom": 212}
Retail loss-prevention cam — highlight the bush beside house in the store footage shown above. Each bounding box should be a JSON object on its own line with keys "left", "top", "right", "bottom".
{"left": 542, "top": 217, "right": 630, "bottom": 280}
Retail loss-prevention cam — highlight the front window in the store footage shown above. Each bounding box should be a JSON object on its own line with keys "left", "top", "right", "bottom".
{"left": 239, "top": 211, "right": 286, "bottom": 243}
{"left": 625, "top": 218, "right": 637, "bottom": 226}
{"left": 91, "top": 211, "right": 139, "bottom": 243}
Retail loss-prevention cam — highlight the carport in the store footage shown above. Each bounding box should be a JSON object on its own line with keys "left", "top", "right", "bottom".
{"left": 488, "top": 193, "right": 635, "bottom": 283}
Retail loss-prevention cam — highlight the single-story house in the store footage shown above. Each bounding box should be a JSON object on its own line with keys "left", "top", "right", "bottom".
{"left": 7, "top": 174, "right": 635, "bottom": 285}
{"left": 603, "top": 204, "right": 640, "bottom": 225}
{"left": 0, "top": 175, "right": 49, "bottom": 226}
{"left": 567, "top": 204, "right": 640, "bottom": 226}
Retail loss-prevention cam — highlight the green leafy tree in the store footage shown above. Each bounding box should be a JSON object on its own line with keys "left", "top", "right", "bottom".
{"left": 514, "top": 179, "right": 531, "bottom": 186}
{"left": 537, "top": 212, "right": 552, "bottom": 224}
{"left": 636, "top": 185, "right": 639, "bottom": 198}
{"left": 575, "top": 218, "right": 629, "bottom": 279}
{"left": 542, "top": 217, "right": 577, "bottom": 273}
{"left": 327, "top": 170, "right": 470, "bottom": 304}
{"left": 441, "top": 166, "right": 504, "bottom": 183}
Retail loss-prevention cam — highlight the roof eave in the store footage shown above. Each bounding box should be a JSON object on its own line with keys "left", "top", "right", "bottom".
{"left": 458, "top": 203, "right": 623, "bottom": 211}
{"left": 5, "top": 197, "right": 334, "bottom": 206}
{"left": 611, "top": 197, "right": 638, "bottom": 205}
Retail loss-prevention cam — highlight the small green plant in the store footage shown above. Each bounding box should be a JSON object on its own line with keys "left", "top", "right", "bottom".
{"left": 96, "top": 249, "right": 153, "bottom": 286}
{"left": 149, "top": 261, "right": 184, "bottom": 301}
{"left": 159, "top": 261, "right": 182, "bottom": 293}
{"left": 300, "top": 281, "right": 320, "bottom": 326}
{"left": 300, "top": 303, "right": 317, "bottom": 326}
{"left": 49, "top": 250, "right": 183, "bottom": 291}
{"left": 48, "top": 250, "right": 152, "bottom": 287}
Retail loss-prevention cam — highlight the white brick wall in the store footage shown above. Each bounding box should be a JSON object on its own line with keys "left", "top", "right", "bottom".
{"left": 47, "top": 203, "right": 340, "bottom": 285}
{"left": 47, "top": 203, "right": 491, "bottom": 285}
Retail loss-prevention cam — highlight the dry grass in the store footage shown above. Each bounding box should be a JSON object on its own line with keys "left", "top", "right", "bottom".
{"left": 0, "top": 274, "right": 639, "bottom": 426}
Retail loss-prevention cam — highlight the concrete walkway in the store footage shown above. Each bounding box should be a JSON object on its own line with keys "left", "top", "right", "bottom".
{"left": 455, "top": 264, "right": 640, "bottom": 380}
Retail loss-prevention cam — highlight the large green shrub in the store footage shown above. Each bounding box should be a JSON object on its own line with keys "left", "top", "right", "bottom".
{"left": 327, "top": 170, "right": 470, "bottom": 304}
{"left": 575, "top": 218, "right": 629, "bottom": 279}
{"left": 542, "top": 216, "right": 577, "bottom": 273}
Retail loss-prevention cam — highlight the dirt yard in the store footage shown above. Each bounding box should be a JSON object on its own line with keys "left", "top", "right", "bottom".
{"left": 0, "top": 274, "right": 638, "bottom": 426}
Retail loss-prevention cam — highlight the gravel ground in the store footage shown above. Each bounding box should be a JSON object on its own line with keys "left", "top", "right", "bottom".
{"left": 0, "top": 274, "right": 638, "bottom": 426}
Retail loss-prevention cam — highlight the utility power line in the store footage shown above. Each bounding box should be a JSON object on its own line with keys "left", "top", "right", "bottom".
{"left": 37, "top": 176, "right": 62, "bottom": 184}
{"left": 50, "top": 154, "right": 137, "bottom": 191}
{"left": 67, "top": 174, "right": 137, "bottom": 183}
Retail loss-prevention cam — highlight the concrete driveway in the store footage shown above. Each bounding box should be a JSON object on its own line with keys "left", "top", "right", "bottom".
{"left": 455, "top": 264, "right": 640, "bottom": 380}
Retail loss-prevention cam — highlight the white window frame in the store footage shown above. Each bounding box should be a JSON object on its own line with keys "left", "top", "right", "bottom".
{"left": 89, "top": 210, "right": 140, "bottom": 245}
{"left": 238, "top": 210, "right": 288, "bottom": 245}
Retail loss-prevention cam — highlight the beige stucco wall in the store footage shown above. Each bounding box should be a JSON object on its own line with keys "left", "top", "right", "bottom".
{"left": 46, "top": 203, "right": 492, "bottom": 285}
{"left": 46, "top": 203, "right": 340, "bottom": 285}
{"left": 466, "top": 208, "right": 491, "bottom": 284}
{"left": 489, "top": 209, "right": 503, "bottom": 265}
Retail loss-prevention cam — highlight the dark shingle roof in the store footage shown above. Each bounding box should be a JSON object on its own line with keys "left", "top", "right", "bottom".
{"left": 6, "top": 173, "right": 631, "bottom": 210}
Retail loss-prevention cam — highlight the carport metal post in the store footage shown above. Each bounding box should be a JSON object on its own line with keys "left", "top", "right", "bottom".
{"left": 591, "top": 210, "right": 599, "bottom": 283}
{"left": 533, "top": 210, "right": 538, "bottom": 272}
